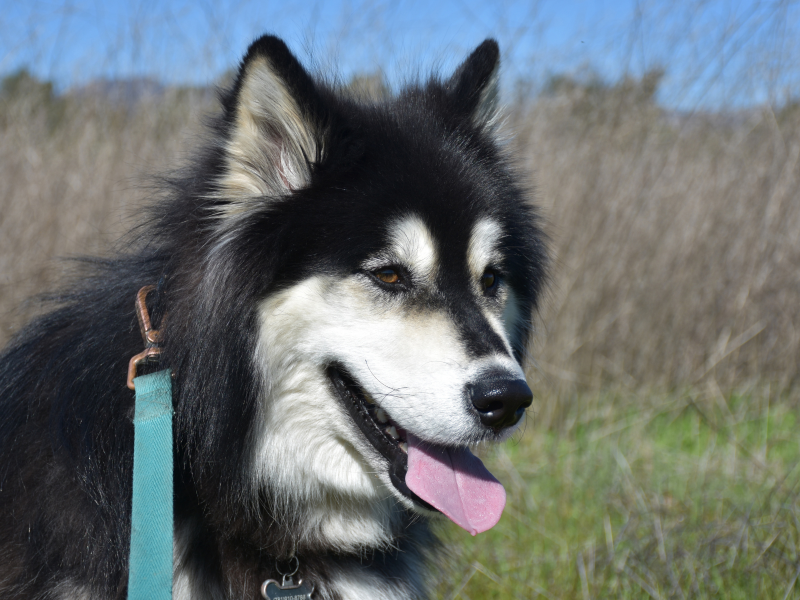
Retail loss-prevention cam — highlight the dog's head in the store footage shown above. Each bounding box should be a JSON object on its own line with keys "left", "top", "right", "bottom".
{"left": 204, "top": 35, "right": 547, "bottom": 547}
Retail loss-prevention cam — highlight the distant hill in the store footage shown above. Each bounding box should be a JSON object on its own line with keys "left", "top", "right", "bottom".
{"left": 69, "top": 77, "right": 167, "bottom": 105}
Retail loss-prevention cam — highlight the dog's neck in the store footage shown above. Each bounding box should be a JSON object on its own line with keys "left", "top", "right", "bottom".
{"left": 172, "top": 500, "right": 433, "bottom": 600}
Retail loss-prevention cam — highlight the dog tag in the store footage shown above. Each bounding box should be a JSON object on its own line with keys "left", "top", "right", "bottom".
{"left": 260, "top": 577, "right": 315, "bottom": 600}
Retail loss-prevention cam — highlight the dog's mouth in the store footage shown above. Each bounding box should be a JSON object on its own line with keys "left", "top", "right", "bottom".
{"left": 327, "top": 364, "right": 507, "bottom": 535}
{"left": 326, "top": 365, "right": 426, "bottom": 506}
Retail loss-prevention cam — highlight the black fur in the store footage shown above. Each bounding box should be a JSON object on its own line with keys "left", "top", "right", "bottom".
{"left": 0, "top": 35, "right": 547, "bottom": 599}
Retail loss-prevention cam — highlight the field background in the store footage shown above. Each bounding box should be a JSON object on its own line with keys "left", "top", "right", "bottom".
{"left": 1, "top": 1, "right": 799, "bottom": 598}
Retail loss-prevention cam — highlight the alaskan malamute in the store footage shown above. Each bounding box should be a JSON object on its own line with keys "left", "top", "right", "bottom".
{"left": 0, "top": 35, "right": 548, "bottom": 599}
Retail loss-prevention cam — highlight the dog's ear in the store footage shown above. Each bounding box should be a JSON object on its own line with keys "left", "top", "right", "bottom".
{"left": 446, "top": 39, "right": 500, "bottom": 127}
{"left": 217, "top": 35, "right": 325, "bottom": 210}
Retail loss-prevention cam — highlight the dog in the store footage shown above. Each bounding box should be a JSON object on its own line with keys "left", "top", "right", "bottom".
{"left": 0, "top": 34, "right": 548, "bottom": 599}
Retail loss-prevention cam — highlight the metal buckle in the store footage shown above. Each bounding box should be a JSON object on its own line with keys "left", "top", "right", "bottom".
{"left": 127, "top": 285, "right": 165, "bottom": 390}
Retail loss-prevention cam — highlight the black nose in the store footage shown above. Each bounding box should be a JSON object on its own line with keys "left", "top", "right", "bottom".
{"left": 467, "top": 374, "right": 533, "bottom": 430}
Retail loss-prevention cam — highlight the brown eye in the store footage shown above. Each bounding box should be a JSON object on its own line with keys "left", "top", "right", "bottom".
{"left": 481, "top": 270, "right": 497, "bottom": 291}
{"left": 376, "top": 269, "right": 400, "bottom": 284}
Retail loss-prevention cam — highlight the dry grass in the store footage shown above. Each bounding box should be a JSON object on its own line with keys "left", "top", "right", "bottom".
{"left": 0, "top": 76, "right": 210, "bottom": 341}
{"left": 2, "top": 72, "right": 799, "bottom": 397}
{"left": 507, "top": 81, "right": 800, "bottom": 403}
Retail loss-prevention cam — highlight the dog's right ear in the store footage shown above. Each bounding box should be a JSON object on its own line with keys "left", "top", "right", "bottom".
{"left": 216, "top": 35, "right": 325, "bottom": 214}
{"left": 446, "top": 39, "right": 501, "bottom": 128}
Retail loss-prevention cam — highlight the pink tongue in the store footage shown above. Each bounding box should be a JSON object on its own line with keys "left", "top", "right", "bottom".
{"left": 405, "top": 434, "right": 506, "bottom": 535}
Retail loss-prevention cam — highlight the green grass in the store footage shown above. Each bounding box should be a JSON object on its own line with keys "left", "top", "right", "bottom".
{"left": 433, "top": 387, "right": 800, "bottom": 599}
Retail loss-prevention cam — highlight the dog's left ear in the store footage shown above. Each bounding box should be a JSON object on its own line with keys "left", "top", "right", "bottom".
{"left": 446, "top": 39, "right": 501, "bottom": 127}
{"left": 217, "top": 35, "right": 326, "bottom": 208}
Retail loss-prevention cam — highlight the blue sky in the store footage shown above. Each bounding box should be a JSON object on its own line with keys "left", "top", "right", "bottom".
{"left": 0, "top": 0, "right": 797, "bottom": 109}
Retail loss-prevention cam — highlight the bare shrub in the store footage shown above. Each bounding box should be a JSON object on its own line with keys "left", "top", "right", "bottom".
{"left": 512, "top": 74, "right": 800, "bottom": 399}
{"left": 0, "top": 75, "right": 211, "bottom": 341}
{"left": 1, "top": 70, "right": 798, "bottom": 398}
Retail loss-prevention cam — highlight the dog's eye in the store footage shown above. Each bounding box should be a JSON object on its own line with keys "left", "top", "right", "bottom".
{"left": 375, "top": 269, "right": 400, "bottom": 284}
{"left": 481, "top": 270, "right": 498, "bottom": 292}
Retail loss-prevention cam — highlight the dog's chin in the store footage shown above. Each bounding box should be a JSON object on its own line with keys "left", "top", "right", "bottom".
{"left": 326, "top": 365, "right": 439, "bottom": 512}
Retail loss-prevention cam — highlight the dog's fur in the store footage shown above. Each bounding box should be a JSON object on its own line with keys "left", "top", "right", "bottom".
{"left": 0, "top": 35, "right": 547, "bottom": 599}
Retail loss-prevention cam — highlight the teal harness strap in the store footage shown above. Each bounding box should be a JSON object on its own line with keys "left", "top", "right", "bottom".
{"left": 128, "top": 369, "right": 173, "bottom": 600}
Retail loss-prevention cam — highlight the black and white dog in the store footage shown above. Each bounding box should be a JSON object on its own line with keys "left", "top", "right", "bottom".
{"left": 0, "top": 35, "right": 547, "bottom": 599}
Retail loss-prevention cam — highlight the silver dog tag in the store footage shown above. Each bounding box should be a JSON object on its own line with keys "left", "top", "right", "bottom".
{"left": 260, "top": 576, "right": 315, "bottom": 599}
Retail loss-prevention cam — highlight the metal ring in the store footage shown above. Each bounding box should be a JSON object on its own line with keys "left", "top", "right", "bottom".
{"left": 276, "top": 555, "right": 299, "bottom": 578}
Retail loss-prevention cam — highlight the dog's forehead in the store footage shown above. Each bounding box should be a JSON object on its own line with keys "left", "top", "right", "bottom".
{"left": 381, "top": 214, "right": 503, "bottom": 266}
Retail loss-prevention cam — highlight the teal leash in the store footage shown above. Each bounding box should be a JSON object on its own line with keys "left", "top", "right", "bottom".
{"left": 127, "top": 286, "right": 173, "bottom": 600}
{"left": 128, "top": 370, "right": 173, "bottom": 600}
